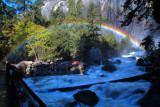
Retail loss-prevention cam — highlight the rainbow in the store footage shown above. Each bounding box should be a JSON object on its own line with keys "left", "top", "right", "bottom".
{"left": 0, "top": 23, "right": 144, "bottom": 63}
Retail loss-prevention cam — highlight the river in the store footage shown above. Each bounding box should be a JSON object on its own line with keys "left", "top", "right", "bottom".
{"left": 23, "top": 51, "right": 151, "bottom": 107}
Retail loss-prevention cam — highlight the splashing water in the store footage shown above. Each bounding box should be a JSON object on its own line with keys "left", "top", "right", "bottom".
{"left": 23, "top": 51, "right": 150, "bottom": 107}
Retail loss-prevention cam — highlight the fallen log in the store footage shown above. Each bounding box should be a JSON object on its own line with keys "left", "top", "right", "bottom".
{"left": 35, "top": 71, "right": 160, "bottom": 93}
{"left": 110, "top": 71, "right": 160, "bottom": 82}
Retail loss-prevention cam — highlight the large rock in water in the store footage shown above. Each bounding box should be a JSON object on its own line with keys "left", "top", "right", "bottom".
{"left": 102, "top": 59, "right": 116, "bottom": 72}
{"left": 136, "top": 58, "right": 144, "bottom": 66}
{"left": 114, "top": 59, "right": 121, "bottom": 65}
{"left": 88, "top": 48, "right": 102, "bottom": 65}
{"left": 102, "top": 64, "right": 117, "bottom": 72}
{"left": 139, "top": 82, "right": 160, "bottom": 107}
{"left": 73, "top": 90, "right": 99, "bottom": 106}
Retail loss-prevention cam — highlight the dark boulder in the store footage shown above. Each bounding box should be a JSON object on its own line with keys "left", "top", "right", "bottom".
{"left": 136, "top": 58, "right": 144, "bottom": 66}
{"left": 73, "top": 90, "right": 99, "bottom": 106}
{"left": 102, "top": 65, "right": 117, "bottom": 72}
{"left": 114, "top": 59, "right": 121, "bottom": 65}
{"left": 139, "top": 82, "right": 160, "bottom": 107}
{"left": 58, "top": 61, "right": 71, "bottom": 71}
{"left": 102, "top": 59, "right": 113, "bottom": 65}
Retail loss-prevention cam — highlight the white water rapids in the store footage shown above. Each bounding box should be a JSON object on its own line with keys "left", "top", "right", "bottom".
{"left": 23, "top": 51, "right": 151, "bottom": 107}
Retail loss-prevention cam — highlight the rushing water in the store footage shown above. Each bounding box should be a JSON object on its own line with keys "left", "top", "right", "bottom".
{"left": 23, "top": 51, "right": 151, "bottom": 107}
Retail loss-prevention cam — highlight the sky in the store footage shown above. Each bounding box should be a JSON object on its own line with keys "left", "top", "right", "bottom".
{"left": 3, "top": 0, "right": 36, "bottom": 7}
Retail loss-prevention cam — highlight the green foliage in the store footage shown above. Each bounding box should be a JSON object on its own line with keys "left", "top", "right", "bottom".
{"left": 27, "top": 27, "right": 80, "bottom": 60}
{"left": 105, "top": 32, "right": 120, "bottom": 50}
{"left": 32, "top": 0, "right": 50, "bottom": 26}
{"left": 87, "top": 2, "right": 98, "bottom": 25}
{"left": 120, "top": 38, "right": 132, "bottom": 50}
{"left": 0, "top": 1, "right": 17, "bottom": 61}
{"left": 9, "top": 21, "right": 44, "bottom": 48}
{"left": 76, "top": 0, "right": 85, "bottom": 21}
{"left": 50, "top": 7, "right": 65, "bottom": 25}
{"left": 66, "top": 0, "right": 76, "bottom": 22}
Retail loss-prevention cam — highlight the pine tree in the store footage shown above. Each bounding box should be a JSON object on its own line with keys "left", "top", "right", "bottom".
{"left": 141, "top": 36, "right": 156, "bottom": 55}
{"left": 50, "top": 7, "right": 65, "bottom": 25}
{"left": 66, "top": 0, "right": 76, "bottom": 22}
{"left": 76, "top": 0, "right": 85, "bottom": 21}
{"left": 87, "top": 2, "right": 98, "bottom": 24}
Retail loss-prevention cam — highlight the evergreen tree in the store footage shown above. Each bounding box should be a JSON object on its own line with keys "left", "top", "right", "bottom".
{"left": 76, "top": 0, "right": 85, "bottom": 21}
{"left": 96, "top": 2, "right": 103, "bottom": 32}
{"left": 32, "top": 0, "right": 46, "bottom": 26}
{"left": 87, "top": 2, "right": 98, "bottom": 26}
{"left": 105, "top": 32, "right": 120, "bottom": 50}
{"left": 66, "top": 0, "right": 76, "bottom": 22}
{"left": 50, "top": 7, "right": 65, "bottom": 25}
{"left": 0, "top": 1, "right": 16, "bottom": 61}
{"left": 141, "top": 36, "right": 156, "bottom": 55}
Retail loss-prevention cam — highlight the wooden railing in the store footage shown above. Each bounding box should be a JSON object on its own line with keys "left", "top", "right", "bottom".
{"left": 6, "top": 62, "right": 46, "bottom": 107}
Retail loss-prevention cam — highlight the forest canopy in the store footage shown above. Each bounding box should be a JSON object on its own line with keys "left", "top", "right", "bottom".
{"left": 0, "top": 0, "right": 132, "bottom": 63}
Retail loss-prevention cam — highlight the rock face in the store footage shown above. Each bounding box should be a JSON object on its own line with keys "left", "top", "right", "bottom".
{"left": 41, "top": 0, "right": 155, "bottom": 44}
{"left": 139, "top": 82, "right": 160, "bottom": 107}
{"left": 73, "top": 90, "right": 99, "bottom": 106}
{"left": 88, "top": 48, "right": 102, "bottom": 65}
{"left": 136, "top": 58, "right": 144, "bottom": 66}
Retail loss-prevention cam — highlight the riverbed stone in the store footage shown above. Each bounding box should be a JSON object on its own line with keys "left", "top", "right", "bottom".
{"left": 136, "top": 58, "right": 144, "bottom": 66}
{"left": 114, "top": 59, "right": 121, "bottom": 65}
{"left": 73, "top": 90, "right": 99, "bottom": 106}
{"left": 102, "top": 65, "right": 117, "bottom": 72}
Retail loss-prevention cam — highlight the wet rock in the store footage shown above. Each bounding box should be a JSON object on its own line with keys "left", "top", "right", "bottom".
{"left": 139, "top": 82, "right": 160, "bottom": 107}
{"left": 102, "top": 65, "right": 117, "bottom": 72}
{"left": 114, "top": 59, "right": 121, "bottom": 65}
{"left": 136, "top": 58, "right": 144, "bottom": 66}
{"left": 73, "top": 90, "right": 99, "bottom": 106}
{"left": 99, "top": 74, "right": 105, "bottom": 77}
{"left": 58, "top": 61, "right": 71, "bottom": 71}
{"left": 102, "top": 59, "right": 113, "bottom": 65}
